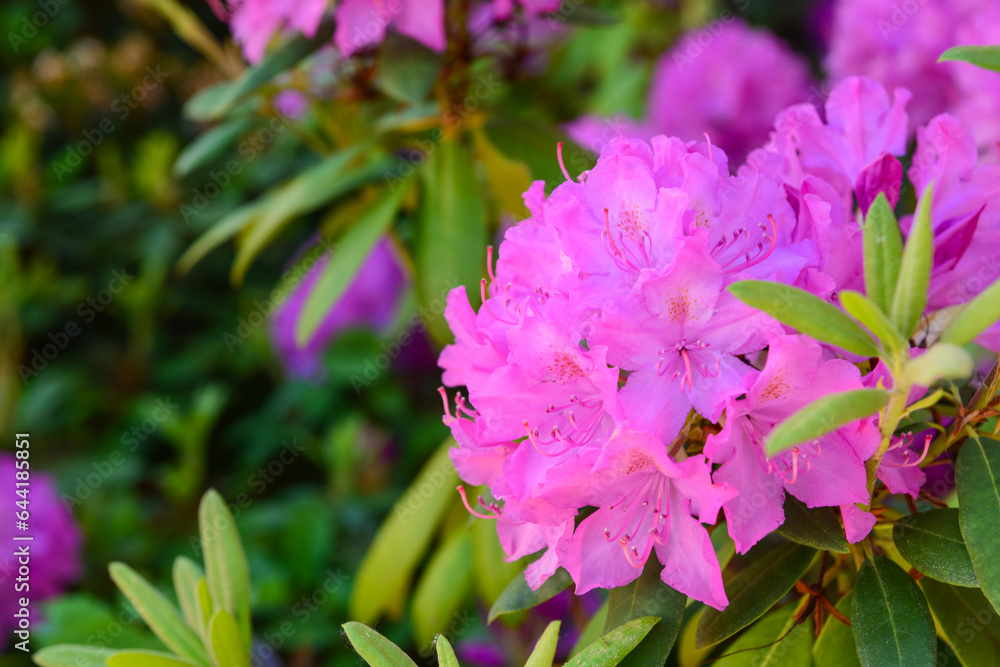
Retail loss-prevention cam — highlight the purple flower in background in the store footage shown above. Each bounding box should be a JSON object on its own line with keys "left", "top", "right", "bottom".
{"left": 569, "top": 19, "right": 814, "bottom": 164}
{"left": 334, "top": 0, "right": 446, "bottom": 56}
{"left": 271, "top": 89, "right": 309, "bottom": 119}
{"left": 269, "top": 236, "right": 409, "bottom": 379}
{"left": 1, "top": 454, "right": 83, "bottom": 641}
{"left": 825, "top": 0, "right": 1000, "bottom": 144}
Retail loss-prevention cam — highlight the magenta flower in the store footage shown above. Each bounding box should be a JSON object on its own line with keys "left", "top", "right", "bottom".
{"left": 223, "top": 0, "right": 327, "bottom": 63}
{"left": 269, "top": 236, "right": 409, "bottom": 379}
{"left": 0, "top": 455, "right": 83, "bottom": 640}
{"left": 334, "top": 0, "right": 445, "bottom": 56}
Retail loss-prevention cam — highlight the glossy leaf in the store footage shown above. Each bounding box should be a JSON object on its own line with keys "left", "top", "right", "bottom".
{"left": 173, "top": 117, "right": 255, "bottom": 177}
{"left": 207, "top": 610, "right": 248, "bottom": 667}
{"left": 863, "top": 193, "right": 904, "bottom": 314}
{"left": 839, "top": 290, "right": 907, "bottom": 360}
{"left": 890, "top": 184, "right": 934, "bottom": 338}
{"left": 853, "top": 556, "right": 935, "bottom": 667}
{"left": 106, "top": 651, "right": 197, "bottom": 666}
{"left": 903, "top": 343, "right": 974, "bottom": 386}
{"left": 939, "top": 276, "right": 1000, "bottom": 346}
{"left": 33, "top": 646, "right": 115, "bottom": 667}
{"left": 416, "top": 138, "right": 488, "bottom": 345}
{"left": 108, "top": 563, "right": 208, "bottom": 666}
{"left": 199, "top": 489, "right": 252, "bottom": 647}
{"left": 488, "top": 567, "right": 573, "bottom": 624}
{"left": 920, "top": 578, "right": 1000, "bottom": 667}
{"left": 766, "top": 389, "right": 890, "bottom": 457}
{"left": 564, "top": 616, "right": 660, "bottom": 667}
{"left": 697, "top": 543, "right": 817, "bottom": 648}
{"left": 525, "top": 620, "right": 562, "bottom": 667}
{"left": 893, "top": 508, "right": 978, "bottom": 587}
{"left": 940, "top": 45, "right": 1000, "bottom": 73}
{"left": 714, "top": 602, "right": 812, "bottom": 667}
{"left": 728, "top": 281, "right": 878, "bottom": 358}
{"left": 172, "top": 557, "right": 205, "bottom": 636}
{"left": 957, "top": 437, "right": 1000, "bottom": 613}
{"left": 411, "top": 527, "right": 474, "bottom": 646}
{"left": 350, "top": 438, "right": 459, "bottom": 624}
{"left": 813, "top": 594, "right": 860, "bottom": 667}
{"left": 604, "top": 558, "right": 686, "bottom": 667}
{"left": 776, "top": 495, "right": 850, "bottom": 554}
{"left": 434, "top": 635, "right": 460, "bottom": 667}
{"left": 296, "top": 178, "right": 413, "bottom": 345}
{"left": 343, "top": 622, "right": 419, "bottom": 667}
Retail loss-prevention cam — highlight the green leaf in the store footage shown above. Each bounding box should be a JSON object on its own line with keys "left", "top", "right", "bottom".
{"left": 678, "top": 607, "right": 713, "bottom": 667}
{"left": 813, "top": 594, "right": 860, "bottom": 667}
{"left": 940, "top": 45, "right": 1000, "bottom": 73}
{"left": 207, "top": 610, "right": 248, "bottom": 667}
{"left": 350, "top": 438, "right": 459, "bottom": 624}
{"left": 525, "top": 620, "right": 562, "bottom": 667}
{"left": 173, "top": 118, "right": 255, "bottom": 177}
{"left": 862, "top": 193, "right": 904, "bottom": 314}
{"left": 697, "top": 543, "right": 817, "bottom": 649}
{"left": 33, "top": 646, "right": 115, "bottom": 667}
{"left": 604, "top": 558, "right": 686, "bottom": 667}
{"left": 471, "top": 511, "right": 522, "bottom": 606}
{"left": 890, "top": 184, "right": 934, "bottom": 338}
{"left": 198, "top": 489, "right": 252, "bottom": 647}
{"left": 375, "top": 34, "right": 443, "bottom": 103}
{"left": 776, "top": 495, "right": 850, "bottom": 554}
{"left": 176, "top": 200, "right": 264, "bottom": 275}
{"left": 108, "top": 563, "right": 208, "bottom": 667}
{"left": 903, "top": 343, "right": 974, "bottom": 386}
{"left": 939, "top": 276, "right": 1000, "bottom": 346}
{"left": 482, "top": 117, "right": 594, "bottom": 187}
{"left": 839, "top": 290, "right": 907, "bottom": 361}
{"left": 343, "top": 622, "right": 419, "bottom": 667}
{"left": 728, "top": 281, "right": 878, "bottom": 357}
{"left": 920, "top": 579, "right": 1000, "bottom": 667}
{"left": 765, "top": 389, "right": 890, "bottom": 457}
{"left": 488, "top": 567, "right": 573, "bottom": 624}
{"left": 570, "top": 600, "right": 609, "bottom": 659}
{"left": 172, "top": 557, "right": 205, "bottom": 637}
{"left": 712, "top": 527, "right": 737, "bottom": 575}
{"left": 957, "top": 437, "right": 1000, "bottom": 613}
{"left": 296, "top": 176, "right": 413, "bottom": 346}
{"left": 713, "top": 602, "right": 812, "bottom": 667}
{"left": 564, "top": 616, "right": 661, "bottom": 667}
{"left": 893, "top": 509, "right": 978, "bottom": 587}
{"left": 434, "top": 635, "right": 460, "bottom": 667}
{"left": 411, "top": 527, "right": 474, "bottom": 646}
{"left": 853, "top": 556, "right": 935, "bottom": 667}
{"left": 417, "top": 138, "right": 488, "bottom": 345}
{"left": 106, "top": 651, "right": 197, "bottom": 666}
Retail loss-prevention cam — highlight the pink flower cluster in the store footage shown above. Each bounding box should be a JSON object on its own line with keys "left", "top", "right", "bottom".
{"left": 439, "top": 76, "right": 1000, "bottom": 609}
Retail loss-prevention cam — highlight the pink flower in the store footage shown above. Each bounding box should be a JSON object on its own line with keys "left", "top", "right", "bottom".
{"left": 334, "top": 0, "right": 445, "bottom": 56}
{"left": 227, "top": 0, "right": 327, "bottom": 63}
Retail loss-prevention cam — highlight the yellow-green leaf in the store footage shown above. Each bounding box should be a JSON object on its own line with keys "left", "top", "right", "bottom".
{"left": 840, "top": 290, "right": 907, "bottom": 361}
{"left": 199, "top": 489, "right": 252, "bottom": 647}
{"left": 106, "top": 651, "right": 197, "bottom": 667}
{"left": 525, "top": 620, "right": 562, "bottom": 667}
{"left": 564, "top": 616, "right": 660, "bottom": 667}
{"left": 343, "top": 622, "right": 418, "bottom": 667}
{"left": 939, "top": 276, "right": 1000, "bottom": 347}
{"left": 890, "top": 184, "right": 934, "bottom": 338}
{"left": 207, "top": 610, "right": 248, "bottom": 667}
{"left": 172, "top": 557, "right": 205, "bottom": 636}
{"left": 434, "top": 635, "right": 460, "bottom": 667}
{"left": 33, "top": 646, "right": 115, "bottom": 667}
{"left": 862, "top": 193, "right": 903, "bottom": 314}
{"left": 766, "top": 389, "right": 890, "bottom": 457}
{"left": 940, "top": 45, "right": 1000, "bottom": 73}
{"left": 411, "top": 527, "right": 474, "bottom": 646}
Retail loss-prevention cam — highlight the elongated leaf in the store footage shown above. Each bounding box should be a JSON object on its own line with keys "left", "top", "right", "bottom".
{"left": 417, "top": 138, "right": 488, "bottom": 345}
{"left": 840, "top": 290, "right": 907, "bottom": 361}
{"left": 813, "top": 594, "right": 860, "bottom": 667}
{"left": 411, "top": 528, "right": 474, "bottom": 646}
{"left": 940, "top": 45, "right": 1000, "bottom": 73}
{"left": 890, "top": 184, "right": 934, "bottom": 338}
{"left": 33, "top": 646, "right": 115, "bottom": 667}
{"left": 893, "top": 509, "right": 978, "bottom": 587}
{"left": 853, "top": 556, "right": 935, "bottom": 667}
{"left": 570, "top": 600, "right": 610, "bottom": 659}
{"left": 604, "top": 558, "right": 686, "bottom": 667}
{"left": 471, "top": 511, "right": 522, "bottom": 606}
{"left": 712, "top": 528, "right": 737, "bottom": 575}
{"left": 173, "top": 118, "right": 255, "bottom": 177}
{"left": 939, "top": 276, "right": 1000, "bottom": 346}
{"left": 343, "top": 622, "right": 418, "bottom": 667}
{"left": 296, "top": 178, "right": 413, "bottom": 346}
{"left": 207, "top": 610, "right": 248, "bottom": 667}
{"left": 678, "top": 607, "right": 714, "bottom": 667}
{"left": 903, "top": 343, "right": 974, "bottom": 386}
{"left": 863, "top": 193, "right": 904, "bottom": 314}
{"left": 920, "top": 579, "right": 1000, "bottom": 667}
{"left": 766, "top": 389, "right": 890, "bottom": 457}
{"left": 525, "top": 620, "right": 562, "bottom": 667}
{"left": 434, "top": 635, "right": 460, "bottom": 667}
{"left": 172, "top": 557, "right": 205, "bottom": 636}
{"left": 565, "top": 616, "right": 660, "bottom": 667}
{"left": 697, "top": 543, "right": 817, "bottom": 649}
{"left": 199, "top": 489, "right": 252, "bottom": 647}
{"left": 714, "top": 602, "right": 812, "bottom": 667}
{"left": 957, "top": 437, "right": 1000, "bottom": 613}
{"left": 728, "top": 281, "right": 878, "bottom": 357}
{"left": 350, "top": 438, "right": 459, "bottom": 624}
{"left": 106, "top": 651, "right": 197, "bottom": 666}
{"left": 488, "top": 567, "right": 573, "bottom": 624}
{"left": 195, "top": 578, "right": 212, "bottom": 634}
{"left": 376, "top": 33, "right": 443, "bottom": 103}
{"left": 482, "top": 116, "right": 594, "bottom": 186}
{"left": 776, "top": 495, "right": 850, "bottom": 554}
{"left": 176, "top": 200, "right": 265, "bottom": 275}
{"left": 108, "top": 563, "right": 208, "bottom": 666}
